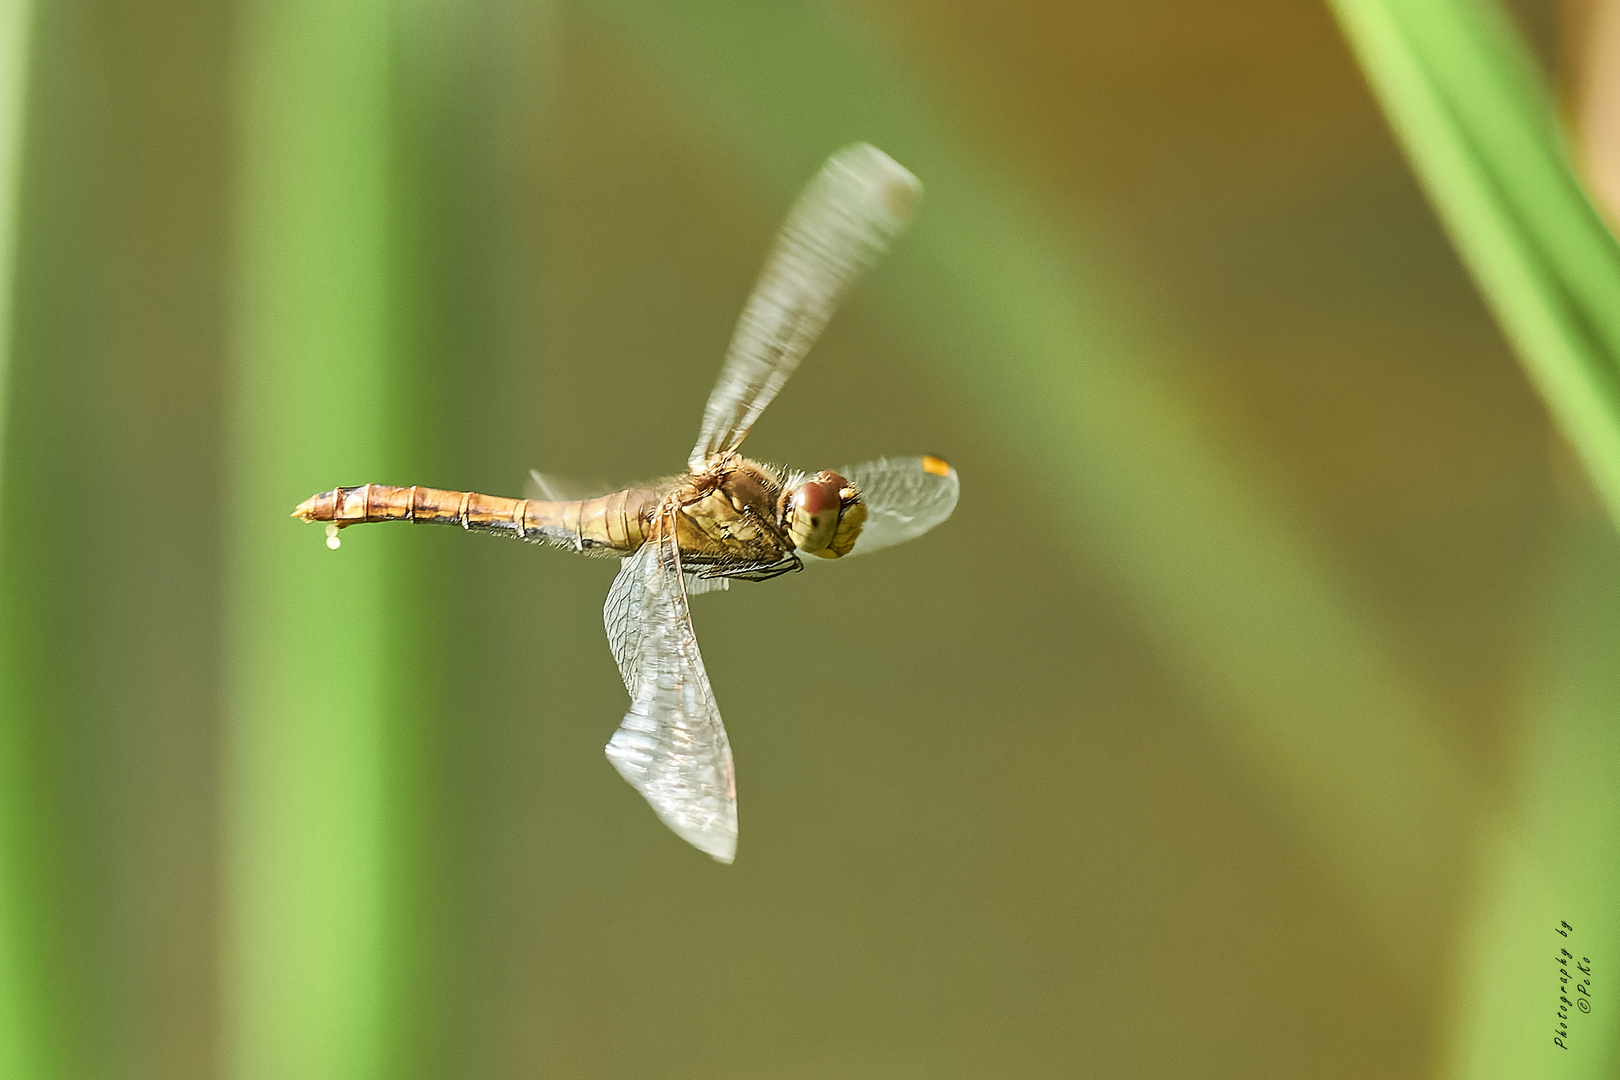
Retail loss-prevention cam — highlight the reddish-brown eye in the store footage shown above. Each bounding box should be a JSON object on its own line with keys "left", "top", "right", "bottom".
{"left": 797, "top": 478, "right": 841, "bottom": 515}
{"left": 787, "top": 473, "right": 848, "bottom": 554}
{"left": 817, "top": 470, "right": 848, "bottom": 487}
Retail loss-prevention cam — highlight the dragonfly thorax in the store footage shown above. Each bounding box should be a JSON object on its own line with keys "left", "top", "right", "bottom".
{"left": 670, "top": 457, "right": 794, "bottom": 564}
{"left": 674, "top": 457, "right": 866, "bottom": 565}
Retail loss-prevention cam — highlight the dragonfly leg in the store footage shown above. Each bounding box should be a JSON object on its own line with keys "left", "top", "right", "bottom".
{"left": 698, "top": 553, "right": 803, "bottom": 583}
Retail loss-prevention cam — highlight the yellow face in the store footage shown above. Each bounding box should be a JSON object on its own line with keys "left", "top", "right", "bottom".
{"left": 784, "top": 471, "right": 866, "bottom": 558}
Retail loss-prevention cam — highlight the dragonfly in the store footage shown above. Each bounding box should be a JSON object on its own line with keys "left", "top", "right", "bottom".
{"left": 294, "top": 144, "right": 958, "bottom": 862}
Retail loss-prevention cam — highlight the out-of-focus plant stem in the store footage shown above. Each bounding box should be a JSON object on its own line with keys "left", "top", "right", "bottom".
{"left": 0, "top": 0, "right": 26, "bottom": 448}
{"left": 227, "top": 0, "right": 412, "bottom": 1077}
{"left": 1330, "top": 0, "right": 1620, "bottom": 531}
{"left": 1327, "top": 3, "right": 1620, "bottom": 1076}
{"left": 0, "top": 1, "right": 42, "bottom": 1076}
{"left": 1438, "top": 519, "right": 1620, "bottom": 1080}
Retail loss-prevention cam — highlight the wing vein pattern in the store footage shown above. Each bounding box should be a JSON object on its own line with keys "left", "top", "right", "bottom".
{"left": 839, "top": 456, "right": 960, "bottom": 557}
{"left": 604, "top": 528, "right": 738, "bottom": 862}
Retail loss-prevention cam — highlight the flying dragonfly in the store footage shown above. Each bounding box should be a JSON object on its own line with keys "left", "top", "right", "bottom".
{"left": 294, "top": 144, "right": 958, "bottom": 862}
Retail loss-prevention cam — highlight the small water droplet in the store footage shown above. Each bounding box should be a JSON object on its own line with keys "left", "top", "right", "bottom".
{"left": 324, "top": 523, "right": 340, "bottom": 538}
{"left": 326, "top": 535, "right": 341, "bottom": 550}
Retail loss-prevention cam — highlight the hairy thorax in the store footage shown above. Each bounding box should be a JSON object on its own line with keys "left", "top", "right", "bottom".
{"left": 668, "top": 457, "right": 793, "bottom": 566}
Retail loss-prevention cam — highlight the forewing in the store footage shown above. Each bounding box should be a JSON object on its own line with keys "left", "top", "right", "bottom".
{"left": 602, "top": 533, "right": 738, "bottom": 862}
{"left": 526, "top": 470, "right": 617, "bottom": 502}
{"left": 689, "top": 144, "right": 921, "bottom": 470}
{"left": 839, "top": 456, "right": 960, "bottom": 557}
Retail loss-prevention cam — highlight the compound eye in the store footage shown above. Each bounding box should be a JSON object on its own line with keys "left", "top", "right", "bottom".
{"left": 787, "top": 476, "right": 844, "bottom": 554}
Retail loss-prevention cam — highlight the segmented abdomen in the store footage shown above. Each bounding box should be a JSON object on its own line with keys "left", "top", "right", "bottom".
{"left": 293, "top": 483, "right": 655, "bottom": 553}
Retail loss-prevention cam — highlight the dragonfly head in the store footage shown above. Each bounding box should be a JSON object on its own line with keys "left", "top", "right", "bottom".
{"left": 781, "top": 471, "right": 866, "bottom": 558}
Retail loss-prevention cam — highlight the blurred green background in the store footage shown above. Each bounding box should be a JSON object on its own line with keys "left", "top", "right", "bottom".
{"left": 0, "top": 0, "right": 1617, "bottom": 1077}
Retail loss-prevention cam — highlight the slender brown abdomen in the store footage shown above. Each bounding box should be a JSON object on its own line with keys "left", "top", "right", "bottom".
{"left": 293, "top": 483, "right": 655, "bottom": 553}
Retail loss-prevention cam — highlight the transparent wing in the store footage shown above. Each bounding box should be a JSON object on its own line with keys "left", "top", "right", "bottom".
{"left": 526, "top": 470, "right": 617, "bottom": 502}
{"left": 689, "top": 144, "right": 922, "bottom": 470}
{"left": 839, "top": 455, "right": 960, "bottom": 557}
{"left": 602, "top": 550, "right": 731, "bottom": 704}
{"left": 602, "top": 531, "right": 738, "bottom": 862}
{"left": 604, "top": 553, "right": 646, "bottom": 694}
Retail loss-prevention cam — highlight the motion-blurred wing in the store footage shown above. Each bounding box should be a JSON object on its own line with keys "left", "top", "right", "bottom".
{"left": 526, "top": 470, "right": 618, "bottom": 502}
{"left": 689, "top": 144, "right": 921, "bottom": 471}
{"left": 602, "top": 531, "right": 738, "bottom": 862}
{"left": 840, "top": 455, "right": 960, "bottom": 557}
{"left": 681, "top": 573, "right": 731, "bottom": 596}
